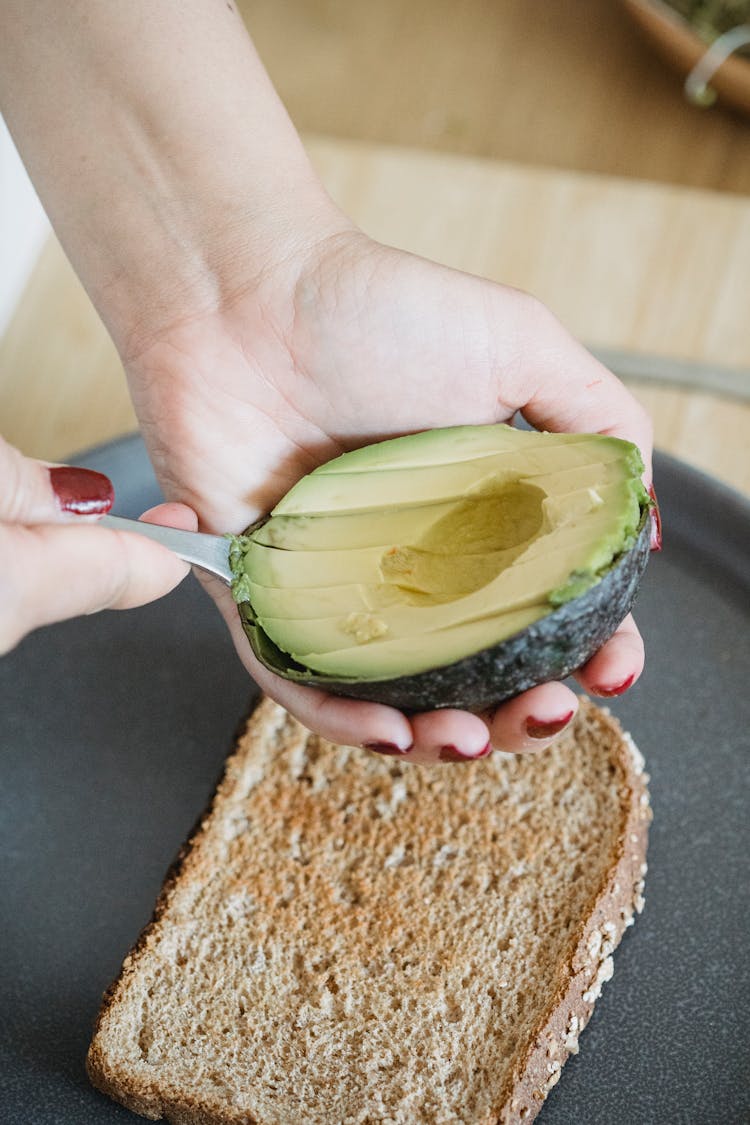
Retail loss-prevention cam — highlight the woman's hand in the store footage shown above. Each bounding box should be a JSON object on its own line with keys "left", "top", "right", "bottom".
{"left": 126, "top": 227, "right": 654, "bottom": 763}
{"left": 0, "top": 437, "right": 193, "bottom": 655}
{"left": 0, "top": 2, "right": 655, "bottom": 759}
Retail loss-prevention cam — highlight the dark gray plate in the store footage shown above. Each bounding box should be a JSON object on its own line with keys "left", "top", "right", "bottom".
{"left": 1, "top": 436, "right": 748, "bottom": 1124}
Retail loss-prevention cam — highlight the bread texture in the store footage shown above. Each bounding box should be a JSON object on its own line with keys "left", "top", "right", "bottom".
{"left": 87, "top": 697, "right": 650, "bottom": 1125}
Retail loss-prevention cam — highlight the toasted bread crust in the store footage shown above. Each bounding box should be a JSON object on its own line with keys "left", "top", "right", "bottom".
{"left": 493, "top": 708, "right": 650, "bottom": 1124}
{"left": 87, "top": 698, "right": 650, "bottom": 1125}
{"left": 87, "top": 701, "right": 278, "bottom": 1124}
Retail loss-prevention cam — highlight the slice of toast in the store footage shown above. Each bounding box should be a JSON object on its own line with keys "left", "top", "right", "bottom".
{"left": 88, "top": 697, "right": 650, "bottom": 1124}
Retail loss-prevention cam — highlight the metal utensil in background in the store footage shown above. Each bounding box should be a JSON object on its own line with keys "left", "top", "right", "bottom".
{"left": 591, "top": 347, "right": 750, "bottom": 403}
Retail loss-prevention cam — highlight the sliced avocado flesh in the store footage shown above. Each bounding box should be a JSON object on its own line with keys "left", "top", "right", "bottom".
{"left": 231, "top": 424, "right": 649, "bottom": 687}
{"left": 272, "top": 436, "right": 635, "bottom": 517}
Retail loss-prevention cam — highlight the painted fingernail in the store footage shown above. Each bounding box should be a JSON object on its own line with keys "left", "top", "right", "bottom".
{"left": 49, "top": 466, "right": 114, "bottom": 515}
{"left": 592, "top": 673, "right": 635, "bottom": 698}
{"left": 525, "top": 710, "right": 575, "bottom": 740}
{"left": 363, "top": 741, "right": 412, "bottom": 756}
{"left": 438, "top": 740, "right": 492, "bottom": 762}
{"left": 648, "top": 484, "right": 662, "bottom": 552}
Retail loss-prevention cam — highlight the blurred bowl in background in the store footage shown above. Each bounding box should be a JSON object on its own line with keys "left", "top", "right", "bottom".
{"left": 622, "top": 0, "right": 750, "bottom": 117}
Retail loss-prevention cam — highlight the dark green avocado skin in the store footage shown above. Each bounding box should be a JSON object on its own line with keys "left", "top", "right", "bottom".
{"left": 237, "top": 512, "right": 651, "bottom": 713}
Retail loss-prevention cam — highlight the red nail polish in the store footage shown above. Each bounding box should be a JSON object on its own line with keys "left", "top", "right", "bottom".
{"left": 438, "top": 740, "right": 492, "bottom": 762}
{"left": 438, "top": 745, "right": 471, "bottom": 762}
{"left": 525, "top": 710, "right": 575, "bottom": 740}
{"left": 362, "top": 741, "right": 411, "bottom": 756}
{"left": 592, "top": 673, "right": 635, "bottom": 698}
{"left": 49, "top": 466, "right": 114, "bottom": 515}
{"left": 648, "top": 484, "right": 662, "bottom": 552}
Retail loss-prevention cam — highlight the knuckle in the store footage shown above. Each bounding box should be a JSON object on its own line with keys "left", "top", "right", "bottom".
{"left": 513, "top": 290, "right": 556, "bottom": 336}
{"left": 86, "top": 568, "right": 128, "bottom": 614}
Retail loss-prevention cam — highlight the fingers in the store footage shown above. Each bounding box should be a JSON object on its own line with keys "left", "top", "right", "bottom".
{"left": 0, "top": 515, "right": 191, "bottom": 656}
{"left": 0, "top": 436, "right": 114, "bottom": 523}
{"left": 481, "top": 681, "right": 579, "bottom": 755}
{"left": 262, "top": 675, "right": 416, "bottom": 756}
{"left": 575, "top": 613, "right": 645, "bottom": 697}
{"left": 211, "top": 578, "right": 491, "bottom": 758}
{"left": 404, "top": 710, "right": 491, "bottom": 764}
{"left": 139, "top": 501, "right": 199, "bottom": 532}
{"left": 207, "top": 578, "right": 415, "bottom": 749}
{"left": 0, "top": 434, "right": 200, "bottom": 654}
{"left": 208, "top": 579, "right": 589, "bottom": 763}
{"left": 503, "top": 296, "right": 654, "bottom": 485}
{"left": 210, "top": 577, "right": 491, "bottom": 760}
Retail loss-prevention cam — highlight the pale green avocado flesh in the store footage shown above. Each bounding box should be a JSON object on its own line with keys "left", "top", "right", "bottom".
{"left": 230, "top": 424, "right": 649, "bottom": 689}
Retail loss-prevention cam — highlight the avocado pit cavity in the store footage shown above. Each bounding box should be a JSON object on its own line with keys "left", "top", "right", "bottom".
{"left": 379, "top": 481, "right": 545, "bottom": 605}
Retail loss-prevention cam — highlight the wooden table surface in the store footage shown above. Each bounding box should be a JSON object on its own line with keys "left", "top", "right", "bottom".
{"left": 242, "top": 0, "right": 750, "bottom": 196}
{"left": 1, "top": 135, "right": 748, "bottom": 499}
{"left": 2, "top": 0, "right": 749, "bottom": 495}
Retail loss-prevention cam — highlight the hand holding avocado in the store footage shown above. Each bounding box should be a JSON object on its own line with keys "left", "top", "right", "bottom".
{"left": 127, "top": 230, "right": 657, "bottom": 762}
{"left": 1, "top": 1, "right": 657, "bottom": 762}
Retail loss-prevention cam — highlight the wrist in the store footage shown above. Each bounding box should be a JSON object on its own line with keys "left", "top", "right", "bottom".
{"left": 0, "top": 0, "right": 355, "bottom": 363}
{"left": 111, "top": 166, "right": 353, "bottom": 365}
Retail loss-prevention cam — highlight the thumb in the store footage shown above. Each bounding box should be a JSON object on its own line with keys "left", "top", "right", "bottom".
{"left": 0, "top": 435, "right": 113, "bottom": 524}
{"left": 500, "top": 297, "right": 654, "bottom": 486}
{"left": 0, "top": 517, "right": 191, "bottom": 655}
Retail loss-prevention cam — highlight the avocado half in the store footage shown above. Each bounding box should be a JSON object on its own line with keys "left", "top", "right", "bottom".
{"left": 230, "top": 424, "right": 652, "bottom": 712}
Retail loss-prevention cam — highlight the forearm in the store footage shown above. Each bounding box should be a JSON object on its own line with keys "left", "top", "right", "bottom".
{"left": 0, "top": 0, "right": 340, "bottom": 356}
